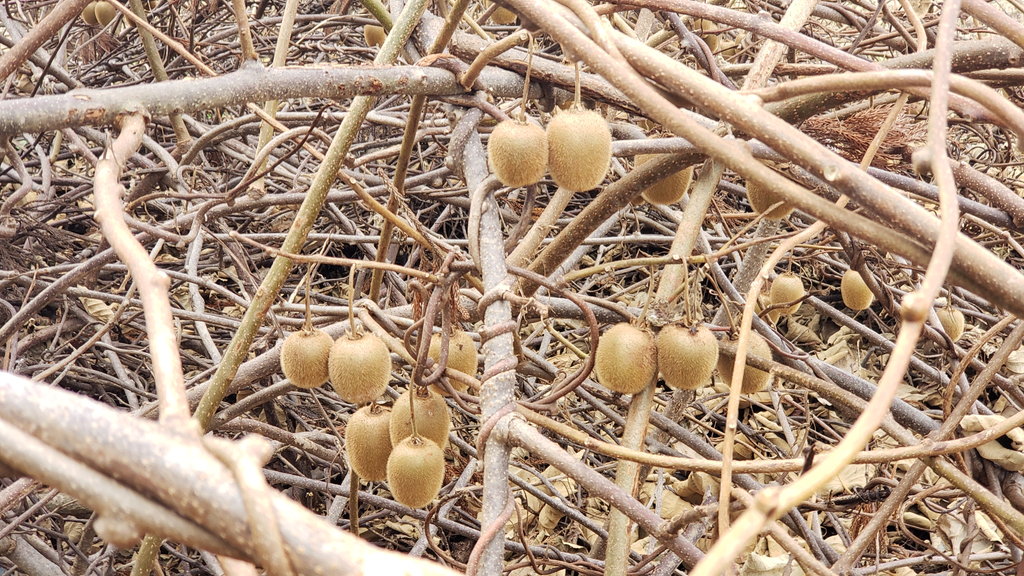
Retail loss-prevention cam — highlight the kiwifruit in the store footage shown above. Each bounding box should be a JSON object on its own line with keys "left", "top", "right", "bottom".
{"left": 594, "top": 323, "right": 658, "bottom": 395}
{"left": 656, "top": 324, "right": 719, "bottom": 390}
{"left": 717, "top": 332, "right": 772, "bottom": 394}
{"left": 937, "top": 307, "right": 965, "bottom": 342}
{"left": 491, "top": 5, "right": 518, "bottom": 24}
{"left": 769, "top": 272, "right": 806, "bottom": 318}
{"left": 746, "top": 181, "right": 793, "bottom": 219}
{"left": 345, "top": 404, "right": 393, "bottom": 481}
{"left": 363, "top": 24, "right": 386, "bottom": 47}
{"left": 840, "top": 269, "right": 874, "bottom": 311}
{"left": 546, "top": 108, "right": 612, "bottom": 192}
{"left": 635, "top": 154, "right": 693, "bottom": 205}
{"left": 390, "top": 386, "right": 451, "bottom": 447}
{"left": 387, "top": 436, "right": 445, "bottom": 508}
{"left": 328, "top": 331, "right": 391, "bottom": 404}
{"left": 280, "top": 328, "right": 333, "bottom": 389}
{"left": 428, "top": 330, "right": 477, "bottom": 394}
{"left": 94, "top": 1, "right": 117, "bottom": 26}
{"left": 81, "top": 2, "right": 99, "bottom": 25}
{"left": 488, "top": 119, "right": 548, "bottom": 187}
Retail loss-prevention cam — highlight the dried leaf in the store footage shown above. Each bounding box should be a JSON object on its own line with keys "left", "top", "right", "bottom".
{"left": 1006, "top": 345, "right": 1024, "bottom": 374}
{"left": 961, "top": 414, "right": 1024, "bottom": 471}
{"left": 740, "top": 551, "right": 793, "bottom": 576}
{"left": 79, "top": 296, "right": 115, "bottom": 323}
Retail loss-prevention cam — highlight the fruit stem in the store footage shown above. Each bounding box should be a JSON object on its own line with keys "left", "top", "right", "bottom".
{"left": 573, "top": 60, "right": 582, "bottom": 107}
{"left": 408, "top": 386, "right": 420, "bottom": 439}
{"left": 517, "top": 33, "right": 535, "bottom": 123}
{"left": 347, "top": 266, "right": 358, "bottom": 338}
{"left": 301, "top": 264, "right": 313, "bottom": 332}
{"left": 306, "top": 387, "right": 360, "bottom": 531}
{"left": 349, "top": 470, "right": 361, "bottom": 534}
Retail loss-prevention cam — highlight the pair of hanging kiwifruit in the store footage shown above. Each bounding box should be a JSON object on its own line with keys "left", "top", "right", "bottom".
{"left": 594, "top": 322, "right": 719, "bottom": 394}
{"left": 594, "top": 322, "right": 774, "bottom": 395}
{"left": 488, "top": 106, "right": 613, "bottom": 192}
{"left": 279, "top": 327, "right": 391, "bottom": 405}
{"left": 344, "top": 386, "right": 450, "bottom": 508}
{"left": 81, "top": 1, "right": 117, "bottom": 26}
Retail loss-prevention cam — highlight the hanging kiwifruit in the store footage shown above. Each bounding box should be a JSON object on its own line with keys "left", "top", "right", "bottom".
{"left": 488, "top": 119, "right": 548, "bottom": 188}
{"left": 656, "top": 324, "right": 719, "bottom": 391}
{"left": 636, "top": 155, "right": 693, "bottom": 205}
{"left": 81, "top": 2, "right": 99, "bottom": 25}
{"left": 840, "top": 269, "right": 874, "bottom": 311}
{"left": 390, "top": 386, "right": 451, "bottom": 447}
{"left": 937, "top": 306, "right": 965, "bottom": 342}
{"left": 345, "top": 404, "right": 393, "bottom": 482}
{"left": 94, "top": 1, "right": 117, "bottom": 26}
{"left": 594, "top": 323, "right": 658, "bottom": 395}
{"left": 280, "top": 328, "right": 333, "bottom": 389}
{"left": 387, "top": 436, "right": 445, "bottom": 508}
{"left": 746, "top": 181, "right": 793, "bottom": 219}
{"left": 364, "top": 24, "right": 386, "bottom": 47}
{"left": 490, "top": 5, "right": 518, "bottom": 24}
{"left": 428, "top": 330, "right": 477, "bottom": 393}
{"left": 769, "top": 272, "right": 806, "bottom": 318}
{"left": 328, "top": 331, "right": 392, "bottom": 404}
{"left": 547, "top": 108, "right": 612, "bottom": 192}
{"left": 717, "top": 332, "right": 772, "bottom": 394}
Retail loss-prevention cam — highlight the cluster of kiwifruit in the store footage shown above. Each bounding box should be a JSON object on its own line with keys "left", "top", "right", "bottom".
{"left": 592, "top": 321, "right": 774, "bottom": 394}
{"left": 343, "top": 385, "right": 450, "bottom": 508}
{"left": 488, "top": 105, "right": 612, "bottom": 192}
{"left": 81, "top": 1, "right": 117, "bottom": 26}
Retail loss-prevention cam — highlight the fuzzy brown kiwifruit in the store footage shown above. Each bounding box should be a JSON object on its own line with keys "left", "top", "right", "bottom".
{"left": 345, "top": 404, "right": 393, "bottom": 481}
{"left": 717, "top": 332, "right": 772, "bottom": 394}
{"left": 594, "top": 323, "right": 657, "bottom": 395}
{"left": 81, "top": 2, "right": 100, "bottom": 25}
{"left": 328, "top": 331, "right": 391, "bottom": 404}
{"left": 387, "top": 436, "right": 445, "bottom": 508}
{"left": 280, "top": 328, "right": 333, "bottom": 389}
{"left": 363, "top": 24, "right": 386, "bottom": 47}
{"left": 488, "top": 119, "right": 548, "bottom": 187}
{"left": 490, "top": 5, "right": 518, "bottom": 24}
{"left": 769, "top": 272, "right": 806, "bottom": 318}
{"left": 428, "top": 330, "right": 477, "bottom": 394}
{"left": 636, "top": 155, "right": 693, "bottom": 205}
{"left": 746, "top": 181, "right": 793, "bottom": 219}
{"left": 840, "top": 269, "right": 874, "bottom": 311}
{"left": 547, "top": 108, "right": 612, "bottom": 192}
{"left": 656, "top": 324, "right": 719, "bottom": 391}
{"left": 389, "top": 386, "right": 451, "bottom": 447}
{"left": 94, "top": 1, "right": 117, "bottom": 26}
{"left": 937, "top": 307, "right": 966, "bottom": 342}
